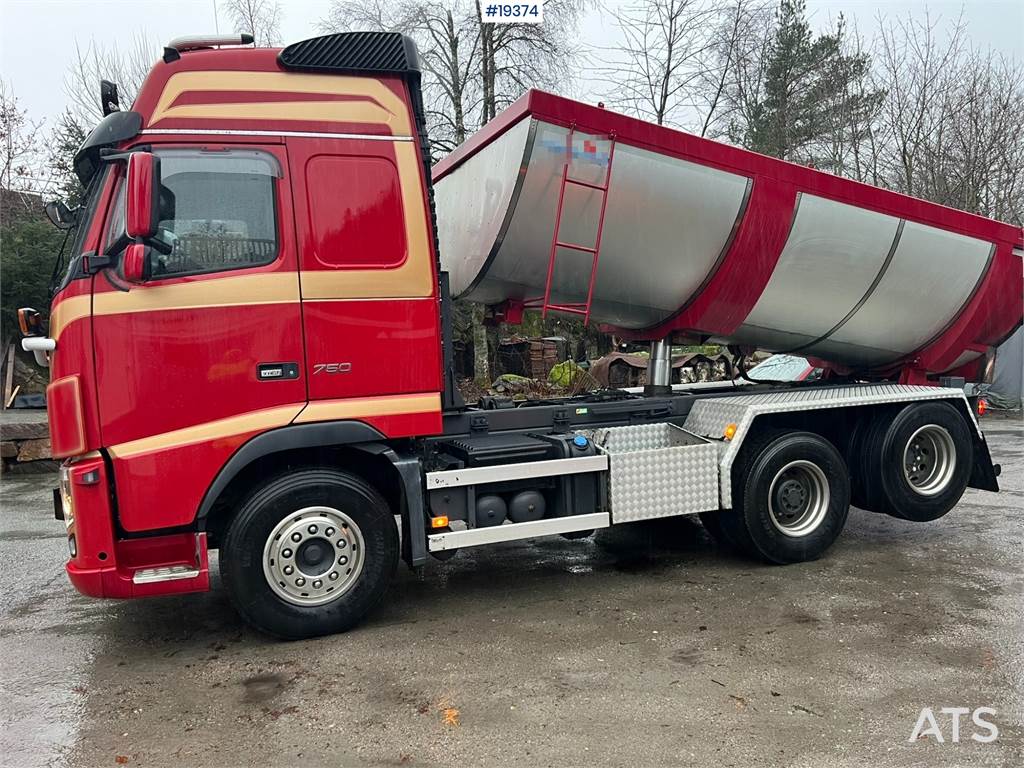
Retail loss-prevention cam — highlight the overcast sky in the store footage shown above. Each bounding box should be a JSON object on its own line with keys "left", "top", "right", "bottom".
{"left": 1, "top": 0, "right": 1021, "bottom": 131}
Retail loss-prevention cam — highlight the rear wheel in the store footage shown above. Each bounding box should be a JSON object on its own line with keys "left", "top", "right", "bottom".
{"left": 220, "top": 468, "right": 398, "bottom": 639}
{"left": 862, "top": 402, "right": 973, "bottom": 522}
{"left": 721, "top": 430, "right": 851, "bottom": 564}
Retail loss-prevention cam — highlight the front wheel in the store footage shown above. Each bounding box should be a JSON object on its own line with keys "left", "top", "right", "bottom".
{"left": 721, "top": 430, "right": 851, "bottom": 564}
{"left": 220, "top": 468, "right": 398, "bottom": 639}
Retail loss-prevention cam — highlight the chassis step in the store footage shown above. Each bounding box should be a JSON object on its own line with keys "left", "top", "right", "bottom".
{"left": 131, "top": 564, "right": 202, "bottom": 585}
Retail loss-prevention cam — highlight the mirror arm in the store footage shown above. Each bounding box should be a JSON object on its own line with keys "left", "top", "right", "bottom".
{"left": 146, "top": 236, "right": 172, "bottom": 255}
{"left": 84, "top": 253, "right": 113, "bottom": 274}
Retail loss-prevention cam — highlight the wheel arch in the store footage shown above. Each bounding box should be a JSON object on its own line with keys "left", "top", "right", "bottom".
{"left": 197, "top": 421, "right": 397, "bottom": 543}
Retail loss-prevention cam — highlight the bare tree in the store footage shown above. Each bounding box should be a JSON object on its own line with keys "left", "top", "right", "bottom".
{"left": 696, "top": 0, "right": 770, "bottom": 137}
{"left": 596, "top": 0, "right": 720, "bottom": 127}
{"left": 874, "top": 11, "right": 967, "bottom": 200}
{"left": 0, "top": 81, "right": 47, "bottom": 196}
{"left": 220, "top": 0, "right": 283, "bottom": 47}
{"left": 64, "top": 35, "right": 159, "bottom": 124}
{"left": 870, "top": 10, "right": 1024, "bottom": 223}
{"left": 475, "top": 0, "right": 582, "bottom": 122}
{"left": 323, "top": 0, "right": 582, "bottom": 149}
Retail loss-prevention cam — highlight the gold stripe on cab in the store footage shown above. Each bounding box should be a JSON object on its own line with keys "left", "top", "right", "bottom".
{"left": 299, "top": 143, "right": 434, "bottom": 300}
{"left": 51, "top": 274, "right": 298, "bottom": 342}
{"left": 93, "top": 272, "right": 299, "bottom": 318}
{"left": 49, "top": 294, "right": 92, "bottom": 342}
{"left": 108, "top": 393, "right": 441, "bottom": 459}
{"left": 150, "top": 71, "right": 413, "bottom": 135}
{"left": 294, "top": 393, "right": 442, "bottom": 424}
{"left": 108, "top": 403, "right": 304, "bottom": 459}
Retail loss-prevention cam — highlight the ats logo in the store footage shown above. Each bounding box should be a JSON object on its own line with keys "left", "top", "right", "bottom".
{"left": 909, "top": 707, "right": 999, "bottom": 744}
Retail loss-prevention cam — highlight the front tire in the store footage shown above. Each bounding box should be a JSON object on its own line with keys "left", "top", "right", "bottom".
{"left": 721, "top": 430, "right": 851, "bottom": 564}
{"left": 220, "top": 468, "right": 398, "bottom": 639}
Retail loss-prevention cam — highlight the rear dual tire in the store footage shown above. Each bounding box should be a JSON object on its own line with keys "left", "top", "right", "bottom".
{"left": 849, "top": 402, "right": 973, "bottom": 522}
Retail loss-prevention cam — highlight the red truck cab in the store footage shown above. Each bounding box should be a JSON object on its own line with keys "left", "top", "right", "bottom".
{"left": 41, "top": 32, "right": 443, "bottom": 601}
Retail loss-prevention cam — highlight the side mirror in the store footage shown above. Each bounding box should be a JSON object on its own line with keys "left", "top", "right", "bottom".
{"left": 125, "top": 152, "right": 161, "bottom": 240}
{"left": 122, "top": 243, "right": 151, "bottom": 284}
{"left": 44, "top": 200, "right": 77, "bottom": 230}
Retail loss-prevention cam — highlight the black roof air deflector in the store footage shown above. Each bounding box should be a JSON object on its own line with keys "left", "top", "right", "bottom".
{"left": 278, "top": 32, "right": 421, "bottom": 76}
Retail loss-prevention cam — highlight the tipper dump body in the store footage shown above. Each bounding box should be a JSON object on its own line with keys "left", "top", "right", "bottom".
{"left": 433, "top": 90, "right": 1023, "bottom": 379}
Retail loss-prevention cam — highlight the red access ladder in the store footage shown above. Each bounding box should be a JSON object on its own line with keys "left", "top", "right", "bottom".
{"left": 527, "top": 127, "right": 617, "bottom": 325}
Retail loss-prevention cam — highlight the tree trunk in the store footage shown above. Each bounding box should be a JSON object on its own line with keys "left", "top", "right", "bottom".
{"left": 472, "top": 303, "right": 490, "bottom": 385}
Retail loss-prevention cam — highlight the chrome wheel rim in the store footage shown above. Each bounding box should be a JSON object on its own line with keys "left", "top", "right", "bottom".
{"left": 263, "top": 506, "right": 364, "bottom": 607}
{"left": 903, "top": 425, "right": 956, "bottom": 496}
{"left": 768, "top": 460, "right": 830, "bottom": 537}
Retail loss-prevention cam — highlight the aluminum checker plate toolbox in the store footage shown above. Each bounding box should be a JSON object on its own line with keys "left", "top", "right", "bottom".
{"left": 591, "top": 423, "right": 719, "bottom": 523}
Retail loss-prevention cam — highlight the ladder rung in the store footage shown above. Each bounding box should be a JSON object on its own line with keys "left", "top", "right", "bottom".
{"left": 546, "top": 305, "right": 588, "bottom": 315}
{"left": 565, "top": 177, "right": 608, "bottom": 192}
{"left": 555, "top": 241, "right": 597, "bottom": 254}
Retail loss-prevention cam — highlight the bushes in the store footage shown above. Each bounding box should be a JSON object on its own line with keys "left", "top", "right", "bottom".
{"left": 0, "top": 218, "right": 61, "bottom": 344}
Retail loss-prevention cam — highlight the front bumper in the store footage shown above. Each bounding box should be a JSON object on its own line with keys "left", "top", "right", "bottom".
{"left": 61, "top": 455, "right": 210, "bottom": 599}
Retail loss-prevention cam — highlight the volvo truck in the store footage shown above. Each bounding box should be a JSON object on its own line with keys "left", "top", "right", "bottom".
{"left": 19, "top": 32, "right": 1023, "bottom": 639}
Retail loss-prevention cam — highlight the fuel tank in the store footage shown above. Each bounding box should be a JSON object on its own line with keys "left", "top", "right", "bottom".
{"left": 433, "top": 90, "right": 1023, "bottom": 375}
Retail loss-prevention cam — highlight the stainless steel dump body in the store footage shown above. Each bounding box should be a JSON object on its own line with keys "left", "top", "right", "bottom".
{"left": 433, "top": 91, "right": 1022, "bottom": 375}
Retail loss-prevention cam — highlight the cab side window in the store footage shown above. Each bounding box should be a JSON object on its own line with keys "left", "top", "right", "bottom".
{"left": 149, "top": 149, "right": 281, "bottom": 278}
{"left": 305, "top": 155, "right": 408, "bottom": 269}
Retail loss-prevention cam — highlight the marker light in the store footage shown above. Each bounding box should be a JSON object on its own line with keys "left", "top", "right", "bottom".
{"left": 977, "top": 399, "right": 988, "bottom": 416}
{"left": 723, "top": 423, "right": 738, "bottom": 441}
{"left": 431, "top": 516, "right": 449, "bottom": 529}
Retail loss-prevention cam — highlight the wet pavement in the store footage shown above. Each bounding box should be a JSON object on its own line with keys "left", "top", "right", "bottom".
{"left": 1, "top": 415, "right": 1022, "bottom": 768}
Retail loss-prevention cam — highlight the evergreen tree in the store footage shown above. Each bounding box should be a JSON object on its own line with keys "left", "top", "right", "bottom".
{"left": 47, "top": 110, "right": 88, "bottom": 206}
{"left": 742, "top": 0, "right": 882, "bottom": 164}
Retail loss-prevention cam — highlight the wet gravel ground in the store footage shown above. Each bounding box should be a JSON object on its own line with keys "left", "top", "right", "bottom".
{"left": 1, "top": 415, "right": 1021, "bottom": 768}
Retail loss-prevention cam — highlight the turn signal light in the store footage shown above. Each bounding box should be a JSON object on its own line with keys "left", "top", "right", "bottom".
{"left": 17, "top": 307, "right": 42, "bottom": 337}
{"left": 723, "top": 423, "right": 738, "bottom": 441}
{"left": 977, "top": 399, "right": 988, "bottom": 416}
{"left": 430, "top": 516, "right": 449, "bottom": 529}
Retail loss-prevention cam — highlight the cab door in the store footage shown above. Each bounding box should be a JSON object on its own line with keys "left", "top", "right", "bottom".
{"left": 92, "top": 144, "right": 305, "bottom": 532}
{"left": 286, "top": 136, "right": 442, "bottom": 435}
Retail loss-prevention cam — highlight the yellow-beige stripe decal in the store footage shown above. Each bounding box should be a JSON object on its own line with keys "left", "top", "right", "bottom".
{"left": 50, "top": 294, "right": 92, "bottom": 342}
{"left": 294, "top": 393, "right": 441, "bottom": 424}
{"left": 150, "top": 71, "right": 413, "bottom": 135}
{"left": 108, "top": 404, "right": 304, "bottom": 459}
{"left": 108, "top": 394, "right": 441, "bottom": 459}
{"left": 51, "top": 273, "right": 299, "bottom": 342}
{"left": 92, "top": 272, "right": 298, "bottom": 317}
